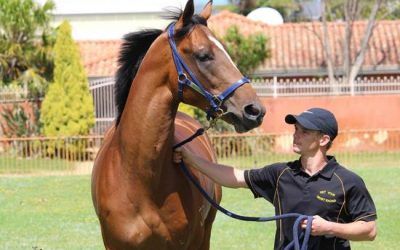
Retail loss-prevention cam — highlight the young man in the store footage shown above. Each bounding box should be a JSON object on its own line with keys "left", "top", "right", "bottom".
{"left": 173, "top": 108, "right": 377, "bottom": 250}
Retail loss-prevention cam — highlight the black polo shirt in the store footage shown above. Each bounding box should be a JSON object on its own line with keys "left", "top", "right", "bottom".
{"left": 244, "top": 156, "right": 377, "bottom": 250}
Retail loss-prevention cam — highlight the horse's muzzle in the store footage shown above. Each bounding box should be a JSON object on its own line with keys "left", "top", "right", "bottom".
{"left": 242, "top": 102, "right": 265, "bottom": 129}
{"left": 224, "top": 102, "right": 265, "bottom": 133}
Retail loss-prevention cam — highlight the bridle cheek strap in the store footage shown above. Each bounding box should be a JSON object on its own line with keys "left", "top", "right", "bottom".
{"left": 167, "top": 24, "right": 249, "bottom": 120}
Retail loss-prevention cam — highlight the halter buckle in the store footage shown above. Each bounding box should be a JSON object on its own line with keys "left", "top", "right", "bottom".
{"left": 214, "top": 108, "right": 225, "bottom": 118}
{"left": 178, "top": 73, "right": 188, "bottom": 84}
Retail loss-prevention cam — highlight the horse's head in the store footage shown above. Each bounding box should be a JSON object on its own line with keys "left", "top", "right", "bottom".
{"left": 167, "top": 0, "right": 266, "bottom": 133}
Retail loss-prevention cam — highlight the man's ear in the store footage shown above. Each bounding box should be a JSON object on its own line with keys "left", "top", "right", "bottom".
{"left": 320, "top": 134, "right": 331, "bottom": 147}
{"left": 175, "top": 0, "right": 195, "bottom": 29}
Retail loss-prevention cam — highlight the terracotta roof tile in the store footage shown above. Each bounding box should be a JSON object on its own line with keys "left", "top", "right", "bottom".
{"left": 78, "top": 10, "right": 400, "bottom": 77}
{"left": 209, "top": 11, "right": 400, "bottom": 75}
{"left": 78, "top": 40, "right": 121, "bottom": 77}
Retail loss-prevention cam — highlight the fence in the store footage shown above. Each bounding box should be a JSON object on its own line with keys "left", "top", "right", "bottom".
{"left": 0, "top": 136, "right": 103, "bottom": 175}
{"left": 252, "top": 76, "right": 400, "bottom": 97}
{"left": 0, "top": 86, "right": 28, "bottom": 103}
{"left": 86, "top": 76, "right": 400, "bottom": 134}
{"left": 1, "top": 129, "right": 399, "bottom": 175}
{"left": 89, "top": 77, "right": 116, "bottom": 135}
{"left": 2, "top": 76, "right": 400, "bottom": 135}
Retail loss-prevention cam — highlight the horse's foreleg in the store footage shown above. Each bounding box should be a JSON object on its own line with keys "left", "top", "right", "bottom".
{"left": 198, "top": 184, "right": 222, "bottom": 250}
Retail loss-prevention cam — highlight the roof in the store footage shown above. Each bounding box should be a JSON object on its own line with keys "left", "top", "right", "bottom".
{"left": 78, "top": 40, "right": 121, "bottom": 77}
{"left": 78, "top": 10, "right": 400, "bottom": 77}
{"left": 208, "top": 11, "right": 400, "bottom": 76}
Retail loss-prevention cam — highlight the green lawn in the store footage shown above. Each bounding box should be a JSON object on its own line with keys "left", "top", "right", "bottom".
{"left": 1, "top": 151, "right": 398, "bottom": 174}
{"left": 219, "top": 151, "right": 400, "bottom": 169}
{"left": 0, "top": 166, "right": 399, "bottom": 249}
{"left": 0, "top": 156, "right": 75, "bottom": 174}
{"left": 0, "top": 176, "right": 100, "bottom": 250}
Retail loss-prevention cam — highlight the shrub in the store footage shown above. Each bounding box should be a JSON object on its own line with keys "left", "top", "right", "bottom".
{"left": 222, "top": 25, "right": 270, "bottom": 75}
{"left": 40, "top": 21, "right": 94, "bottom": 156}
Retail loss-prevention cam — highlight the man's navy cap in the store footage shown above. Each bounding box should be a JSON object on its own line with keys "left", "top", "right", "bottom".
{"left": 285, "top": 108, "right": 338, "bottom": 141}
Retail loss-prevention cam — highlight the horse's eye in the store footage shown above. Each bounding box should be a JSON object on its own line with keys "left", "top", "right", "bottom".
{"left": 195, "top": 52, "right": 213, "bottom": 62}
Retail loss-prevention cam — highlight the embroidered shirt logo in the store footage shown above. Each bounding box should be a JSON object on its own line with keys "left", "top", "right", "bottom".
{"left": 316, "top": 190, "right": 337, "bottom": 203}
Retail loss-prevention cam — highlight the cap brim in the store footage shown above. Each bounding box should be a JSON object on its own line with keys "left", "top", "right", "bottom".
{"left": 285, "top": 114, "right": 320, "bottom": 131}
{"left": 285, "top": 114, "right": 297, "bottom": 124}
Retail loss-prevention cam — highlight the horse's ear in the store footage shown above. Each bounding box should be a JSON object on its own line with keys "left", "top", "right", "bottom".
{"left": 200, "top": 0, "right": 213, "bottom": 20}
{"left": 176, "top": 0, "right": 195, "bottom": 28}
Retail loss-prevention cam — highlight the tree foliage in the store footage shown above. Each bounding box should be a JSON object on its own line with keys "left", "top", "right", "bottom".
{"left": 257, "top": 0, "right": 301, "bottom": 20}
{"left": 0, "top": 0, "right": 55, "bottom": 98}
{"left": 321, "top": 0, "right": 384, "bottom": 93}
{"left": 222, "top": 25, "right": 270, "bottom": 75}
{"left": 229, "top": 0, "right": 400, "bottom": 21}
{"left": 229, "top": 0, "right": 301, "bottom": 20}
{"left": 40, "top": 21, "right": 94, "bottom": 137}
{"left": 325, "top": 0, "right": 400, "bottom": 21}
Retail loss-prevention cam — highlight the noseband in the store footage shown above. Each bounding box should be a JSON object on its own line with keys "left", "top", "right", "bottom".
{"left": 167, "top": 24, "right": 249, "bottom": 120}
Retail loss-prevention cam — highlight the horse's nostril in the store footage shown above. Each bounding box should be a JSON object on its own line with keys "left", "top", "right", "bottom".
{"left": 244, "top": 103, "right": 261, "bottom": 117}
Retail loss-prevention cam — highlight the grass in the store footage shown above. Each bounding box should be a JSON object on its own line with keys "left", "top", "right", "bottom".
{"left": 0, "top": 156, "right": 75, "bottom": 174}
{"left": 219, "top": 151, "right": 400, "bottom": 169}
{"left": 0, "top": 176, "right": 101, "bottom": 250}
{"left": 1, "top": 151, "right": 399, "bottom": 175}
{"left": 1, "top": 164, "right": 399, "bottom": 250}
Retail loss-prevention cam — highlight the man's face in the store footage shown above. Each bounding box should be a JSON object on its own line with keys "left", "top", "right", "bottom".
{"left": 292, "top": 123, "right": 323, "bottom": 155}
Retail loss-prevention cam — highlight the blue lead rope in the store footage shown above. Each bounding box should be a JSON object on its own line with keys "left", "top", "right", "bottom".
{"left": 173, "top": 128, "right": 314, "bottom": 250}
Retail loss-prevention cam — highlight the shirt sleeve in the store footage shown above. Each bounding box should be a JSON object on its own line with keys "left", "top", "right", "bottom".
{"left": 346, "top": 175, "right": 377, "bottom": 222}
{"left": 244, "top": 163, "right": 283, "bottom": 203}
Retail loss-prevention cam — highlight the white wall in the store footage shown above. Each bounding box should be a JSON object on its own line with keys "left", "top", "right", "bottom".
{"left": 53, "top": 13, "right": 170, "bottom": 40}
{"left": 36, "top": 0, "right": 220, "bottom": 40}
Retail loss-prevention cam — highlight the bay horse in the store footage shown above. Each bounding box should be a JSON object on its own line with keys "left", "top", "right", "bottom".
{"left": 91, "top": 1, "right": 266, "bottom": 249}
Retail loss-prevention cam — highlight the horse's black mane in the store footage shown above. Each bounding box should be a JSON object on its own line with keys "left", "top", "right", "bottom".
{"left": 114, "top": 8, "right": 207, "bottom": 125}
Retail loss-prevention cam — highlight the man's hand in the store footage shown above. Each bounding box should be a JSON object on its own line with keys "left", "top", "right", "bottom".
{"left": 173, "top": 147, "right": 193, "bottom": 165}
{"left": 301, "top": 215, "right": 333, "bottom": 236}
{"left": 173, "top": 147, "right": 183, "bottom": 164}
{"left": 301, "top": 215, "right": 377, "bottom": 241}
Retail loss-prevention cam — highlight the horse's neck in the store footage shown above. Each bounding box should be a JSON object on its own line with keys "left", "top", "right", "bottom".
{"left": 116, "top": 60, "right": 177, "bottom": 184}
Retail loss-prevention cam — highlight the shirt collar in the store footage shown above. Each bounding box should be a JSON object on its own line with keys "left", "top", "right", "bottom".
{"left": 318, "top": 156, "right": 338, "bottom": 179}
{"left": 290, "top": 160, "right": 302, "bottom": 175}
{"left": 290, "top": 155, "right": 338, "bottom": 179}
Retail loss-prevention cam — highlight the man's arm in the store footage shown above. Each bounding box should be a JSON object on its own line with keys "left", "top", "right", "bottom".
{"left": 301, "top": 215, "right": 377, "bottom": 241}
{"left": 173, "top": 147, "right": 247, "bottom": 188}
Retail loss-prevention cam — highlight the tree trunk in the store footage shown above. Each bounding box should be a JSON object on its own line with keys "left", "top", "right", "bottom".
{"left": 321, "top": 0, "right": 338, "bottom": 94}
{"left": 347, "top": 0, "right": 383, "bottom": 95}
{"left": 322, "top": 0, "right": 383, "bottom": 96}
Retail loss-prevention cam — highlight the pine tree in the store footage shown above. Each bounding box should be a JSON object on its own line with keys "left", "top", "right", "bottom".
{"left": 41, "top": 21, "right": 94, "bottom": 137}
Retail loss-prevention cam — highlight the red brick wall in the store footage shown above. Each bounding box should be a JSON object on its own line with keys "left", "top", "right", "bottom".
{"left": 259, "top": 95, "right": 400, "bottom": 133}
{"left": 0, "top": 101, "right": 39, "bottom": 136}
